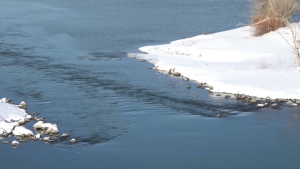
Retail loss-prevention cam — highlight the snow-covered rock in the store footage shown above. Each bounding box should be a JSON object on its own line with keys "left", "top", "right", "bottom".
{"left": 44, "top": 124, "right": 59, "bottom": 134}
{"left": 12, "top": 140, "right": 19, "bottom": 146}
{"left": 257, "top": 103, "right": 267, "bottom": 108}
{"left": 43, "top": 137, "right": 50, "bottom": 142}
{"left": 41, "top": 123, "right": 54, "bottom": 130}
{"left": 13, "top": 126, "right": 34, "bottom": 137}
{"left": 18, "top": 118, "right": 26, "bottom": 125}
{"left": 33, "top": 121, "right": 44, "bottom": 129}
{"left": 0, "top": 98, "right": 8, "bottom": 103}
{"left": 291, "top": 103, "right": 298, "bottom": 107}
{"left": 34, "top": 134, "right": 41, "bottom": 140}
{"left": 25, "top": 115, "right": 32, "bottom": 122}
{"left": 61, "top": 133, "right": 69, "bottom": 137}
{"left": 18, "top": 101, "right": 27, "bottom": 109}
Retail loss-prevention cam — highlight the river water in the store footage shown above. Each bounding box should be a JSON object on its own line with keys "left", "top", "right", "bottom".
{"left": 0, "top": 0, "right": 300, "bottom": 168}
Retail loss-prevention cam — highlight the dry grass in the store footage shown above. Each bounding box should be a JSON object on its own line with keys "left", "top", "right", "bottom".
{"left": 250, "top": 0, "right": 300, "bottom": 36}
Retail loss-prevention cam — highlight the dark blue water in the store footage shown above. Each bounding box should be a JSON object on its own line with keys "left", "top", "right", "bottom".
{"left": 0, "top": 0, "right": 300, "bottom": 168}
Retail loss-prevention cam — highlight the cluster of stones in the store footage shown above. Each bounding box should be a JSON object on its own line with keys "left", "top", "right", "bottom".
{"left": 1, "top": 99, "right": 76, "bottom": 147}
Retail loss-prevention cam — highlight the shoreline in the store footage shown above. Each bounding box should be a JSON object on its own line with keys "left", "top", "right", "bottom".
{"left": 143, "top": 67, "right": 300, "bottom": 114}
{"left": 0, "top": 99, "right": 74, "bottom": 147}
{"left": 132, "top": 25, "right": 300, "bottom": 102}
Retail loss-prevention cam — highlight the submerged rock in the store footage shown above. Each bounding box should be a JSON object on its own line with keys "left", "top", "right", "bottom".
{"left": 187, "top": 85, "right": 191, "bottom": 89}
{"left": 3, "top": 141, "right": 10, "bottom": 144}
{"left": 19, "top": 139, "right": 28, "bottom": 142}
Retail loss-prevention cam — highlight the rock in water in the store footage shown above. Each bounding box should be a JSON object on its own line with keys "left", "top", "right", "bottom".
{"left": 25, "top": 115, "right": 32, "bottom": 122}
{"left": 45, "top": 124, "right": 59, "bottom": 134}
{"left": 257, "top": 103, "right": 267, "bottom": 108}
{"left": 225, "top": 94, "right": 231, "bottom": 98}
{"left": 70, "top": 138, "right": 76, "bottom": 143}
{"left": 18, "top": 101, "right": 28, "bottom": 109}
{"left": 249, "top": 99, "right": 257, "bottom": 103}
{"left": 236, "top": 94, "right": 246, "bottom": 99}
{"left": 43, "top": 137, "right": 50, "bottom": 142}
{"left": 12, "top": 140, "right": 19, "bottom": 146}
{"left": 187, "top": 85, "right": 191, "bottom": 89}
{"left": 34, "top": 134, "right": 41, "bottom": 140}
{"left": 271, "top": 103, "right": 278, "bottom": 107}
{"left": 291, "top": 103, "right": 298, "bottom": 107}
{"left": 61, "top": 133, "right": 69, "bottom": 137}
{"left": 33, "top": 121, "right": 45, "bottom": 129}
{"left": 3, "top": 141, "right": 10, "bottom": 144}
{"left": 173, "top": 72, "right": 181, "bottom": 77}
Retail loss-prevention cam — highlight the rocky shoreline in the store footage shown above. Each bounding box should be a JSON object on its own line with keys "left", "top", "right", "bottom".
{"left": 0, "top": 98, "right": 76, "bottom": 148}
{"left": 152, "top": 66, "right": 300, "bottom": 117}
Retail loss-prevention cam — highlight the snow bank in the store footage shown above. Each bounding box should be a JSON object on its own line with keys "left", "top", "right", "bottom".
{"left": 134, "top": 25, "right": 300, "bottom": 99}
{"left": 0, "top": 102, "right": 32, "bottom": 136}
{"left": 13, "top": 126, "right": 34, "bottom": 136}
{"left": 0, "top": 103, "right": 26, "bottom": 122}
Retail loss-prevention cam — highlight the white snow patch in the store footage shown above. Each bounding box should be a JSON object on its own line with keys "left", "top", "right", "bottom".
{"left": 13, "top": 126, "right": 33, "bottom": 136}
{"left": 0, "top": 102, "right": 26, "bottom": 122}
{"left": 134, "top": 25, "right": 300, "bottom": 99}
{"left": 0, "top": 102, "right": 33, "bottom": 136}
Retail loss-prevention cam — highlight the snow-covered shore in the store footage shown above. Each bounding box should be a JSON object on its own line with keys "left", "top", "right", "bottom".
{"left": 0, "top": 99, "right": 69, "bottom": 146}
{"left": 0, "top": 100, "right": 28, "bottom": 135}
{"left": 133, "top": 25, "right": 300, "bottom": 99}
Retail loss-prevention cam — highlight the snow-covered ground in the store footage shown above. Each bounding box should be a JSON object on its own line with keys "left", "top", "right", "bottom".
{"left": 0, "top": 101, "right": 29, "bottom": 135}
{"left": 132, "top": 25, "right": 300, "bottom": 99}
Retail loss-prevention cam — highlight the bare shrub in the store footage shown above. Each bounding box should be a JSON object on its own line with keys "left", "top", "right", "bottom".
{"left": 257, "top": 56, "right": 269, "bottom": 69}
{"left": 278, "top": 19, "right": 300, "bottom": 67}
{"left": 250, "top": 0, "right": 300, "bottom": 36}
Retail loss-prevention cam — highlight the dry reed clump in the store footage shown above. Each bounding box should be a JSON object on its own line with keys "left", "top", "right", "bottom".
{"left": 250, "top": 0, "right": 300, "bottom": 36}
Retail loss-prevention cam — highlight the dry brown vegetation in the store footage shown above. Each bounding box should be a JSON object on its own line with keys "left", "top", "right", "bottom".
{"left": 250, "top": 0, "right": 300, "bottom": 36}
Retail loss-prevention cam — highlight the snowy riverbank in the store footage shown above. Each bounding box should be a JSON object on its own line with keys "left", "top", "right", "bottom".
{"left": 0, "top": 98, "right": 73, "bottom": 146}
{"left": 133, "top": 25, "right": 300, "bottom": 99}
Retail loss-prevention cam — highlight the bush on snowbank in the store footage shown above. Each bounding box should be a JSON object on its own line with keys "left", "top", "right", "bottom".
{"left": 250, "top": 0, "right": 300, "bottom": 36}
